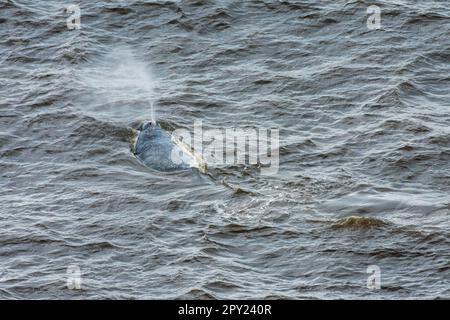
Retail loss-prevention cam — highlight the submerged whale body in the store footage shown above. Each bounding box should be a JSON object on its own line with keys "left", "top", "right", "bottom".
{"left": 133, "top": 122, "right": 205, "bottom": 172}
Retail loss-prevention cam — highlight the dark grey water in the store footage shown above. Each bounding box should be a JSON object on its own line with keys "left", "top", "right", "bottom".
{"left": 0, "top": 0, "right": 449, "bottom": 299}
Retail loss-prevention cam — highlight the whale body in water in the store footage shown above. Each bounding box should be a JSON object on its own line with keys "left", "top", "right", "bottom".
{"left": 132, "top": 122, "right": 206, "bottom": 173}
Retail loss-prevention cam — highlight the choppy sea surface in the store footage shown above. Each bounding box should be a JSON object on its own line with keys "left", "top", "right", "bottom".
{"left": 0, "top": 0, "right": 449, "bottom": 299}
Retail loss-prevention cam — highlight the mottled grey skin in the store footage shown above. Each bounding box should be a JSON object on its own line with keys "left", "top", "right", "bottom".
{"left": 134, "top": 122, "right": 191, "bottom": 172}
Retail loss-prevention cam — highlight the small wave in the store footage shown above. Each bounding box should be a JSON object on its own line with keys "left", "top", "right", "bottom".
{"left": 178, "top": 288, "right": 216, "bottom": 299}
{"left": 331, "top": 216, "right": 389, "bottom": 230}
{"left": 404, "top": 12, "right": 450, "bottom": 25}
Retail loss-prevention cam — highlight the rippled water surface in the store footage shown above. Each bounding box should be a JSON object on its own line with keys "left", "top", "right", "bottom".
{"left": 0, "top": 0, "right": 449, "bottom": 299}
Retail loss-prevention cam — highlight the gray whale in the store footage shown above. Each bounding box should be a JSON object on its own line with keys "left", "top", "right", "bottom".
{"left": 133, "top": 122, "right": 205, "bottom": 172}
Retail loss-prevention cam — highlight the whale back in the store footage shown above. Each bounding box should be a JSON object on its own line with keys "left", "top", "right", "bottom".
{"left": 133, "top": 122, "right": 205, "bottom": 173}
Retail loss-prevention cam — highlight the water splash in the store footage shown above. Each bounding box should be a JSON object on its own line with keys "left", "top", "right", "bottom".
{"left": 150, "top": 100, "right": 156, "bottom": 124}
{"left": 77, "top": 46, "right": 157, "bottom": 124}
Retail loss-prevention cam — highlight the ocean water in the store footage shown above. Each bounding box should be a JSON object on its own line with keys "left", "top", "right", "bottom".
{"left": 0, "top": 0, "right": 449, "bottom": 299}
